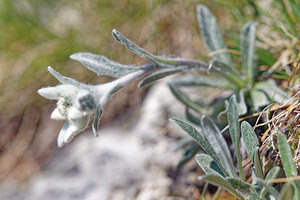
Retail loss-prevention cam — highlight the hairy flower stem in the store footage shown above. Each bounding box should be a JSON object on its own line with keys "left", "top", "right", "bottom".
{"left": 92, "top": 63, "right": 156, "bottom": 100}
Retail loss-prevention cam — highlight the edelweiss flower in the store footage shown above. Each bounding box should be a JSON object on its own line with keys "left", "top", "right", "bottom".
{"left": 38, "top": 64, "right": 153, "bottom": 147}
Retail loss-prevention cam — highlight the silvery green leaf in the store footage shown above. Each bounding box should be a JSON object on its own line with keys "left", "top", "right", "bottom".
{"left": 170, "top": 118, "right": 230, "bottom": 177}
{"left": 177, "top": 142, "right": 200, "bottom": 169}
{"left": 138, "top": 66, "right": 189, "bottom": 87}
{"left": 254, "top": 147, "right": 264, "bottom": 179}
{"left": 228, "top": 96, "right": 244, "bottom": 180}
{"left": 201, "top": 116, "right": 237, "bottom": 177}
{"left": 278, "top": 132, "right": 297, "bottom": 177}
{"left": 195, "top": 154, "right": 225, "bottom": 177}
{"left": 70, "top": 52, "right": 140, "bottom": 77}
{"left": 112, "top": 29, "right": 177, "bottom": 67}
{"left": 198, "top": 175, "right": 244, "bottom": 199}
{"left": 265, "top": 166, "right": 281, "bottom": 180}
{"left": 250, "top": 89, "right": 269, "bottom": 111}
{"left": 226, "top": 177, "right": 261, "bottom": 200}
{"left": 254, "top": 79, "right": 287, "bottom": 103}
{"left": 196, "top": 5, "right": 233, "bottom": 67}
{"left": 48, "top": 66, "right": 88, "bottom": 89}
{"left": 236, "top": 89, "right": 247, "bottom": 115}
{"left": 210, "top": 60, "right": 240, "bottom": 77}
{"left": 241, "top": 22, "right": 257, "bottom": 86}
{"left": 260, "top": 166, "right": 281, "bottom": 197}
{"left": 241, "top": 121, "right": 259, "bottom": 161}
{"left": 292, "top": 187, "right": 300, "bottom": 200}
{"left": 278, "top": 132, "right": 300, "bottom": 193}
{"left": 113, "top": 29, "right": 225, "bottom": 72}
{"left": 168, "top": 84, "right": 204, "bottom": 113}
{"left": 257, "top": 178, "right": 279, "bottom": 199}
{"left": 279, "top": 183, "right": 293, "bottom": 200}
{"left": 171, "top": 74, "right": 235, "bottom": 90}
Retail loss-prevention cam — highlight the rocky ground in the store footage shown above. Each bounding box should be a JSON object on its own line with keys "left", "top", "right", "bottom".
{"left": 0, "top": 80, "right": 203, "bottom": 200}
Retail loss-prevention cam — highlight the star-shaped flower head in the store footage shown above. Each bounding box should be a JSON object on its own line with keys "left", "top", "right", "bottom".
{"left": 38, "top": 67, "right": 102, "bottom": 147}
{"left": 38, "top": 61, "right": 154, "bottom": 147}
{"left": 38, "top": 29, "right": 159, "bottom": 148}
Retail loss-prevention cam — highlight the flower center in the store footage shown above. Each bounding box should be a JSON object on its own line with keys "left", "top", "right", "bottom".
{"left": 78, "top": 94, "right": 96, "bottom": 111}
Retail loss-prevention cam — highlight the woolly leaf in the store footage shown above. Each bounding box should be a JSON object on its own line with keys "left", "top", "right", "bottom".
{"left": 255, "top": 79, "right": 287, "bottom": 103}
{"left": 279, "top": 183, "right": 293, "bottom": 200}
{"left": 198, "top": 175, "right": 244, "bottom": 199}
{"left": 278, "top": 132, "right": 297, "bottom": 177}
{"left": 228, "top": 96, "right": 244, "bottom": 180}
{"left": 170, "top": 118, "right": 229, "bottom": 176}
{"left": 278, "top": 132, "right": 300, "bottom": 194}
{"left": 241, "top": 22, "right": 257, "bottom": 86}
{"left": 201, "top": 116, "right": 237, "bottom": 177}
{"left": 70, "top": 52, "right": 140, "bottom": 77}
{"left": 196, "top": 5, "right": 233, "bottom": 67}
{"left": 250, "top": 89, "right": 269, "bottom": 111}
{"left": 241, "top": 121, "right": 259, "bottom": 161}
{"left": 226, "top": 177, "right": 261, "bottom": 200}
{"left": 195, "top": 154, "right": 225, "bottom": 177}
{"left": 254, "top": 147, "right": 264, "bottom": 179}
